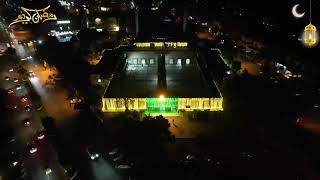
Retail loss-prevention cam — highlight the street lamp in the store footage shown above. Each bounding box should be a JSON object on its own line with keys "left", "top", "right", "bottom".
{"left": 45, "top": 168, "right": 52, "bottom": 175}
{"left": 95, "top": 18, "right": 102, "bottom": 25}
{"left": 45, "top": 168, "right": 52, "bottom": 180}
{"left": 159, "top": 95, "right": 165, "bottom": 102}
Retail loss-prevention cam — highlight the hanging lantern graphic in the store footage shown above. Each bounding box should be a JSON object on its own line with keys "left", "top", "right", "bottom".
{"left": 304, "top": 23, "right": 318, "bottom": 47}
{"left": 303, "top": 0, "right": 318, "bottom": 47}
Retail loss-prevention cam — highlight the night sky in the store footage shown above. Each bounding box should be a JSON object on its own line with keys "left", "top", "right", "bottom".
{"left": 6, "top": 0, "right": 320, "bottom": 61}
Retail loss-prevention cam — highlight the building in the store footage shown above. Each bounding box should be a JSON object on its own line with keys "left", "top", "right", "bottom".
{"left": 101, "top": 42, "right": 224, "bottom": 115}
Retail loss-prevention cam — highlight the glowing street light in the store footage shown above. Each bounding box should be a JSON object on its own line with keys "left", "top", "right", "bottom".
{"left": 57, "top": 20, "right": 71, "bottom": 24}
{"left": 159, "top": 95, "right": 165, "bottom": 102}
{"left": 12, "top": 161, "right": 18, "bottom": 167}
{"left": 113, "top": 26, "right": 120, "bottom": 32}
{"left": 95, "top": 18, "right": 102, "bottom": 24}
{"left": 100, "top": 7, "right": 109, "bottom": 11}
{"left": 37, "top": 133, "right": 45, "bottom": 140}
{"left": 29, "top": 147, "right": 37, "bottom": 154}
{"left": 45, "top": 168, "right": 52, "bottom": 175}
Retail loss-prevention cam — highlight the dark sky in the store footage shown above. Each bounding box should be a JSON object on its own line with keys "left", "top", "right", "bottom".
{"left": 8, "top": 0, "right": 320, "bottom": 61}
{"left": 218, "top": 0, "right": 320, "bottom": 61}
{"left": 223, "top": 0, "right": 319, "bottom": 31}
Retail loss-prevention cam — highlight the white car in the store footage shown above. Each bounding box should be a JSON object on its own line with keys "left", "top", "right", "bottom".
{"left": 63, "top": 165, "right": 78, "bottom": 180}
{"left": 45, "top": 168, "right": 52, "bottom": 175}
{"left": 21, "top": 56, "right": 33, "bottom": 61}
{"left": 30, "top": 147, "right": 37, "bottom": 154}
{"left": 115, "top": 165, "right": 132, "bottom": 169}
{"left": 15, "top": 84, "right": 22, "bottom": 90}
{"left": 28, "top": 71, "right": 35, "bottom": 77}
{"left": 108, "top": 148, "right": 119, "bottom": 156}
{"left": 113, "top": 154, "right": 124, "bottom": 162}
{"left": 86, "top": 146, "right": 99, "bottom": 160}
{"left": 186, "top": 154, "right": 196, "bottom": 160}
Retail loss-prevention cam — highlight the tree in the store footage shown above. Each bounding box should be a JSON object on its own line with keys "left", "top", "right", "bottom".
{"left": 38, "top": 36, "right": 92, "bottom": 99}
{"left": 141, "top": 115, "right": 172, "bottom": 142}
{"left": 5, "top": 47, "right": 16, "bottom": 55}
{"left": 231, "top": 61, "right": 241, "bottom": 72}
{"left": 41, "top": 116, "right": 57, "bottom": 135}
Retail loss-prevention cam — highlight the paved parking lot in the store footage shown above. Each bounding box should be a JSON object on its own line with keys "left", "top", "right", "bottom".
{"left": 165, "top": 113, "right": 218, "bottom": 138}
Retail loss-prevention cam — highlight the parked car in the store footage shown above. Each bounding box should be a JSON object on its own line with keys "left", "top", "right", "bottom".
{"left": 24, "top": 105, "right": 31, "bottom": 112}
{"left": 28, "top": 71, "right": 35, "bottom": 78}
{"left": 15, "top": 84, "right": 22, "bottom": 90}
{"left": 115, "top": 164, "right": 132, "bottom": 169}
{"left": 20, "top": 96, "right": 28, "bottom": 102}
{"left": 35, "top": 104, "right": 43, "bottom": 111}
{"left": 86, "top": 146, "right": 99, "bottom": 160}
{"left": 113, "top": 154, "right": 124, "bottom": 162}
{"left": 63, "top": 165, "right": 78, "bottom": 180}
{"left": 108, "top": 148, "right": 119, "bottom": 156}
{"left": 22, "top": 118, "right": 31, "bottom": 126}
{"left": 29, "top": 143, "right": 38, "bottom": 154}
{"left": 54, "top": 76, "right": 63, "bottom": 81}
{"left": 7, "top": 88, "right": 14, "bottom": 94}
{"left": 74, "top": 103, "right": 86, "bottom": 110}
{"left": 36, "top": 131, "right": 45, "bottom": 140}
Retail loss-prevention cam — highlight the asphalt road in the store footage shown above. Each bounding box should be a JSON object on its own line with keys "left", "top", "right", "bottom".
{"left": 28, "top": 65, "right": 79, "bottom": 125}
{"left": 0, "top": 57, "right": 67, "bottom": 179}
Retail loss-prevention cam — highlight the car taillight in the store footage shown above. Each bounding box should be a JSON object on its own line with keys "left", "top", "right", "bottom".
{"left": 37, "top": 134, "right": 45, "bottom": 140}
{"left": 30, "top": 147, "right": 37, "bottom": 154}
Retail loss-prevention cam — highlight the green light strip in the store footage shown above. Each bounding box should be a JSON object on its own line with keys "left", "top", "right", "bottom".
{"left": 146, "top": 97, "right": 178, "bottom": 114}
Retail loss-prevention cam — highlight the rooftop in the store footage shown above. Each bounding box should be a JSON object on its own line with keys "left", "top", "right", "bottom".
{"left": 104, "top": 50, "right": 221, "bottom": 98}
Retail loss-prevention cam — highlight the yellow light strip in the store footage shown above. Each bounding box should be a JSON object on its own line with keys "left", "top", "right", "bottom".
{"left": 134, "top": 42, "right": 188, "bottom": 48}
{"left": 102, "top": 98, "right": 223, "bottom": 112}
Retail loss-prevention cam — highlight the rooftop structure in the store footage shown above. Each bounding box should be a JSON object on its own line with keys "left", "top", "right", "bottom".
{"left": 102, "top": 48, "right": 223, "bottom": 114}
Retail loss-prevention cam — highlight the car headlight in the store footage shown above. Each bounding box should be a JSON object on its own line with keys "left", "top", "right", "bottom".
{"left": 12, "top": 161, "right": 19, "bottom": 166}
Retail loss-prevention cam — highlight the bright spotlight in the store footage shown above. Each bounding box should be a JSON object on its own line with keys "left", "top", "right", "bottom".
{"left": 29, "top": 76, "right": 38, "bottom": 81}
{"left": 12, "top": 161, "right": 18, "bottom": 166}
{"left": 95, "top": 18, "right": 102, "bottom": 24}
{"left": 100, "top": 7, "right": 109, "bottom": 11}
{"left": 29, "top": 147, "right": 37, "bottom": 154}
{"left": 45, "top": 168, "right": 52, "bottom": 175}
{"left": 159, "top": 95, "right": 165, "bottom": 102}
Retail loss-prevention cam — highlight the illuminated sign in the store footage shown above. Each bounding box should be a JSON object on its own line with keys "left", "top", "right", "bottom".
{"left": 134, "top": 42, "right": 151, "bottom": 47}
{"left": 134, "top": 42, "right": 188, "bottom": 48}
{"left": 57, "top": 20, "right": 70, "bottom": 24}
{"left": 9, "top": 5, "right": 57, "bottom": 27}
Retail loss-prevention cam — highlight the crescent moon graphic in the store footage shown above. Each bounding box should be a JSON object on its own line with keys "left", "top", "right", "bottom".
{"left": 292, "top": 4, "right": 305, "bottom": 18}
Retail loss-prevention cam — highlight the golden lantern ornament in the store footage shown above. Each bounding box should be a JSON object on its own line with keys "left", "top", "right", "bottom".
{"left": 303, "top": 0, "right": 318, "bottom": 47}
{"left": 304, "top": 23, "right": 317, "bottom": 47}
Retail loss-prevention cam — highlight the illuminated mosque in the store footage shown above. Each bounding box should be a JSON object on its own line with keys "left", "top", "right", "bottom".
{"left": 100, "top": 1, "right": 224, "bottom": 115}
{"left": 101, "top": 41, "right": 224, "bottom": 115}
